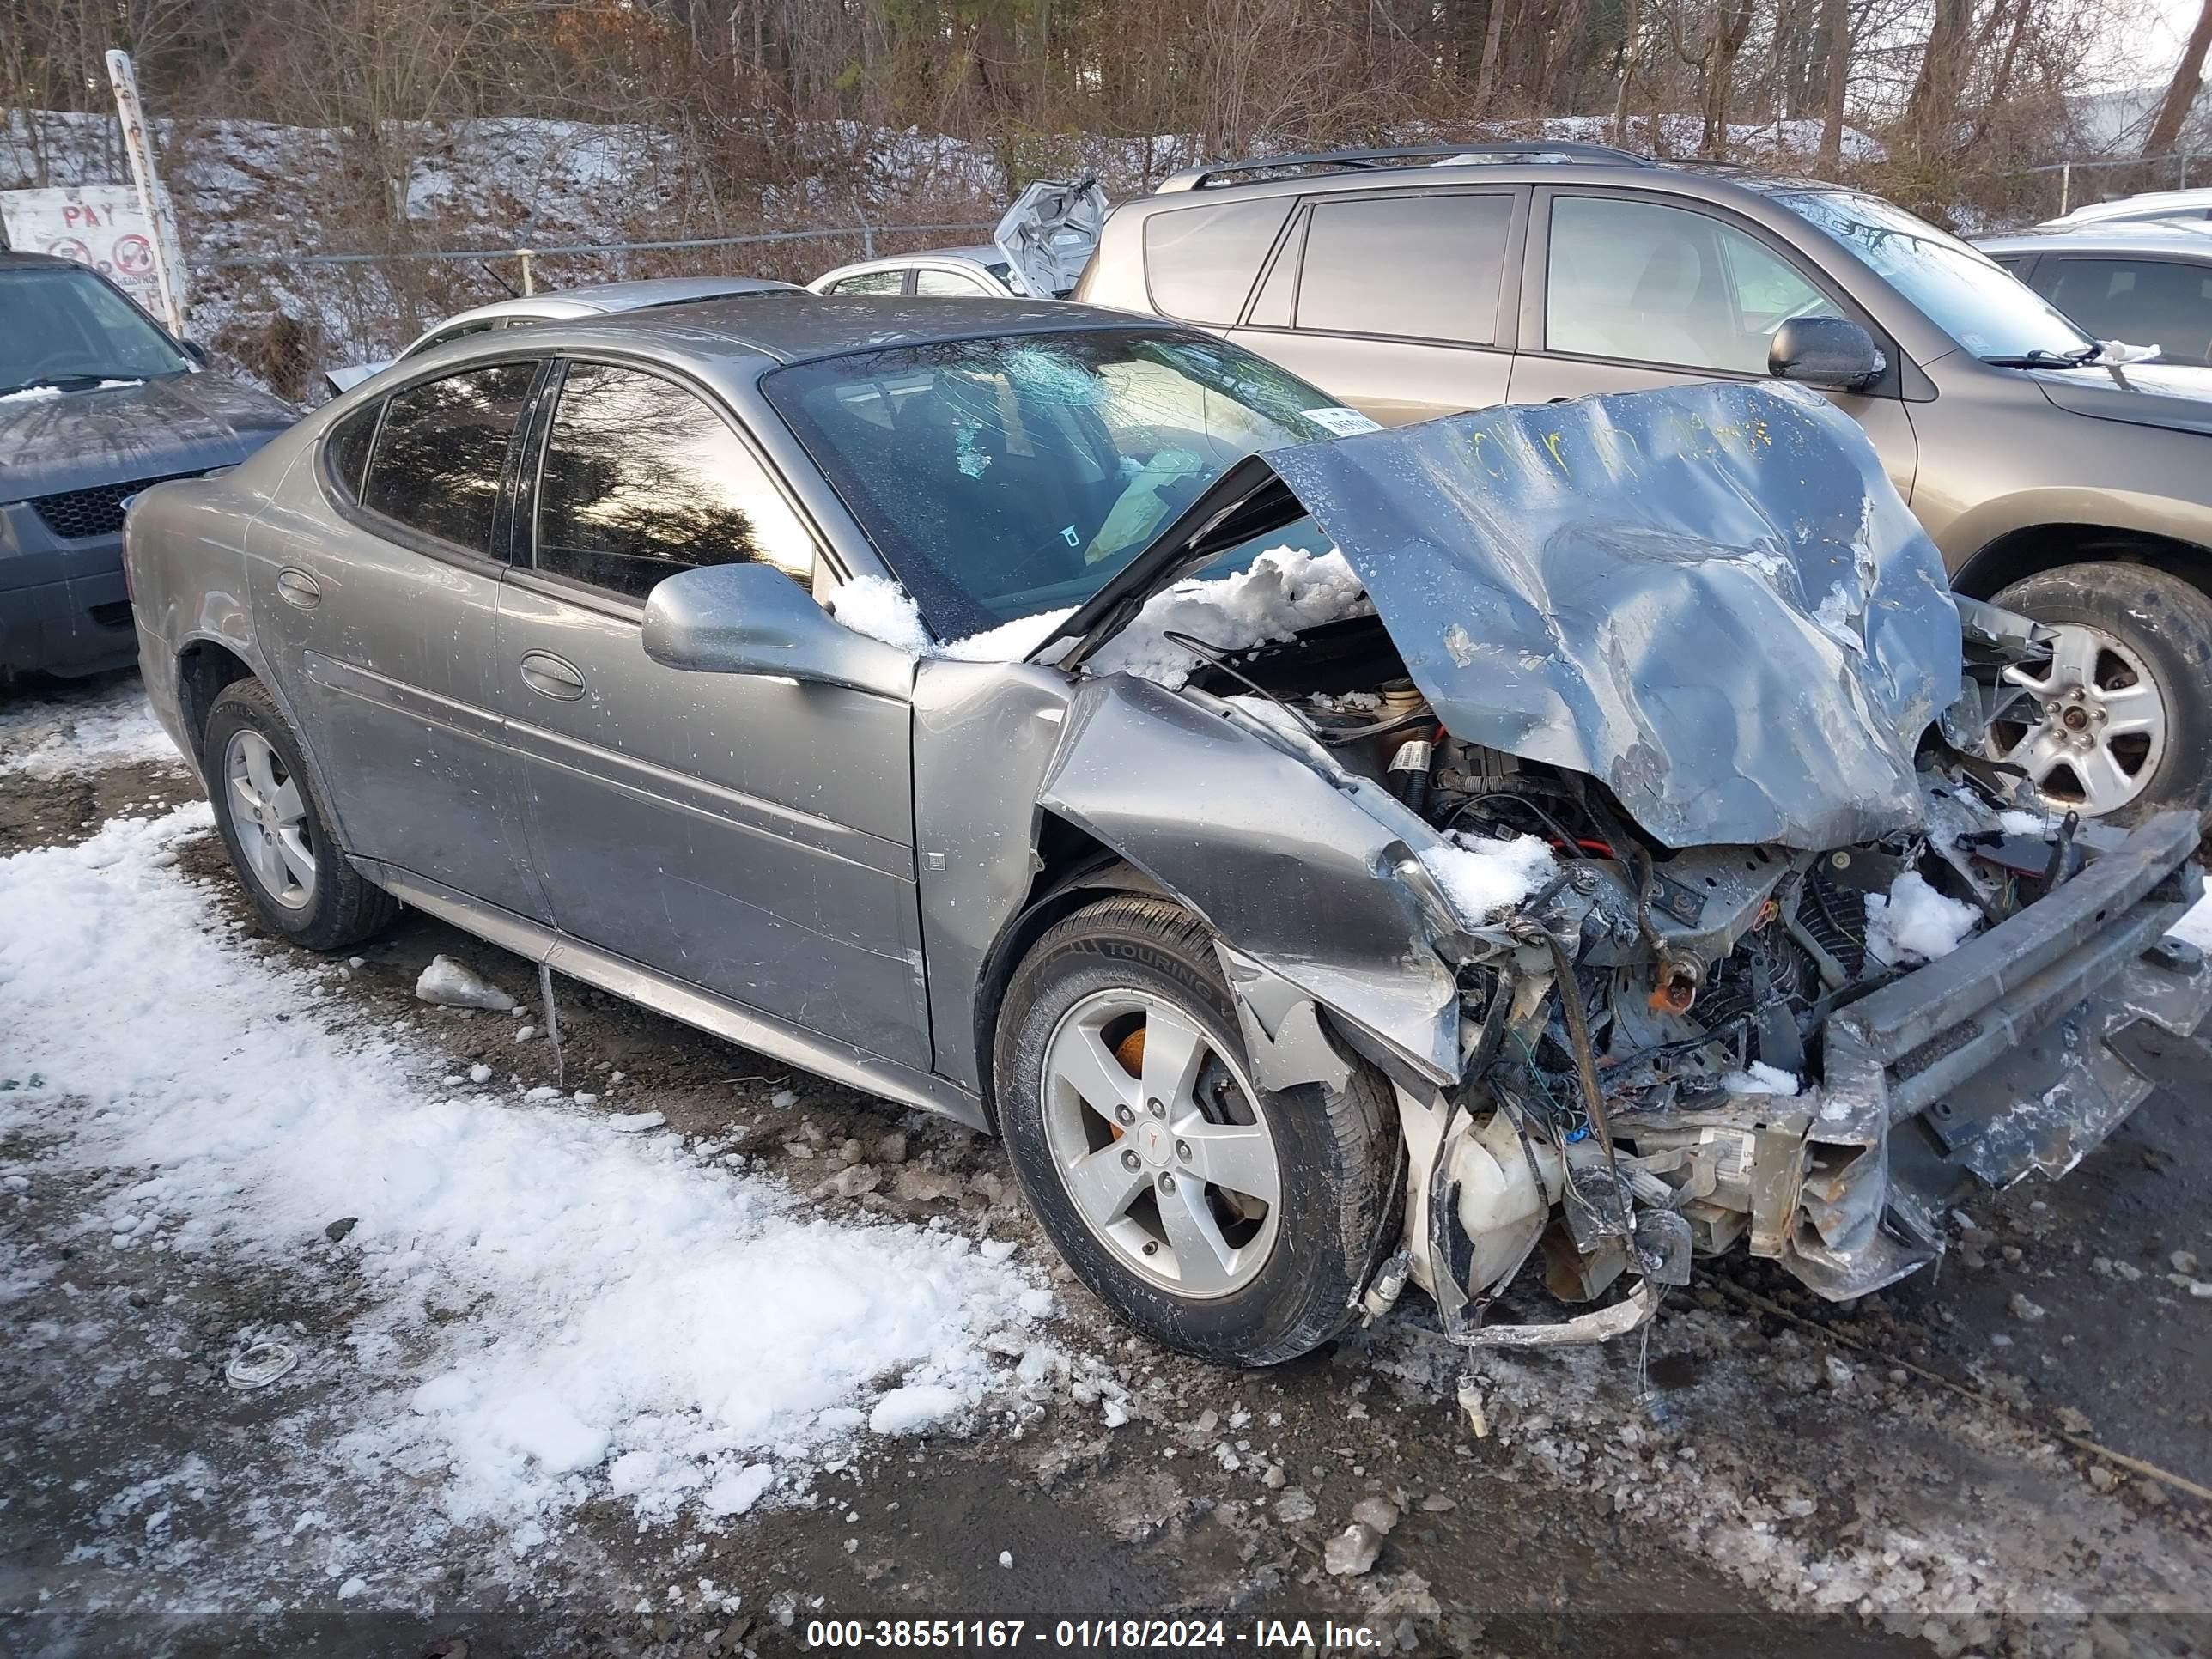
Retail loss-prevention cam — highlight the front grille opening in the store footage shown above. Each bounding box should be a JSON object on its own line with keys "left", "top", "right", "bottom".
{"left": 28, "top": 472, "right": 198, "bottom": 541}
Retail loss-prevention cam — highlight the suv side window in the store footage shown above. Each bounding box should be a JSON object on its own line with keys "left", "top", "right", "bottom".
{"left": 1547, "top": 196, "right": 1839, "bottom": 375}
{"left": 359, "top": 362, "right": 538, "bottom": 554}
{"left": 533, "top": 362, "right": 817, "bottom": 601}
{"left": 1297, "top": 193, "right": 1512, "bottom": 345}
{"left": 2036, "top": 258, "right": 2212, "bottom": 364}
{"left": 1143, "top": 198, "right": 1294, "bottom": 325}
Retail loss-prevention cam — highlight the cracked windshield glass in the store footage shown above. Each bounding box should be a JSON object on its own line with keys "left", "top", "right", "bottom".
{"left": 766, "top": 329, "right": 1357, "bottom": 635}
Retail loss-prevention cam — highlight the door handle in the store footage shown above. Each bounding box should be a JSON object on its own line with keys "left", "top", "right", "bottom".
{"left": 519, "top": 650, "right": 586, "bottom": 701}
{"left": 276, "top": 567, "right": 321, "bottom": 608}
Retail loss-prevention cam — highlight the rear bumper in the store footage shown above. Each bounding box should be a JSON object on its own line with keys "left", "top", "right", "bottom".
{"left": 0, "top": 521, "right": 134, "bottom": 678}
{"left": 1761, "top": 809, "right": 2211, "bottom": 1297}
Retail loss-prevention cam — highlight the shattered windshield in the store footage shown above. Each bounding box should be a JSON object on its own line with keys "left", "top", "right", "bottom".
{"left": 1, "top": 266, "right": 191, "bottom": 398}
{"left": 764, "top": 328, "right": 1357, "bottom": 636}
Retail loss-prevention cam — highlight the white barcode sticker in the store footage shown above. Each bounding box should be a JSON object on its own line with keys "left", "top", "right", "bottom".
{"left": 1303, "top": 406, "right": 1383, "bottom": 436}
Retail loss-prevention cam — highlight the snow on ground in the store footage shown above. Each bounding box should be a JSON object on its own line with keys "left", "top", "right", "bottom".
{"left": 0, "top": 675, "right": 180, "bottom": 780}
{"left": 0, "top": 805, "right": 1048, "bottom": 1550}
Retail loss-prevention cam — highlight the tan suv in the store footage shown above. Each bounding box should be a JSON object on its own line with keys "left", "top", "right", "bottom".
{"left": 1077, "top": 142, "right": 2212, "bottom": 825}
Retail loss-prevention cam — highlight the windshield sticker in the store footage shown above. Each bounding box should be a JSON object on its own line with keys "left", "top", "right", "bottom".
{"left": 1304, "top": 406, "right": 1383, "bottom": 437}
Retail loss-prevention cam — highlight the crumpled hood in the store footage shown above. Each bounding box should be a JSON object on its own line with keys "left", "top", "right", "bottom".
{"left": 1262, "top": 382, "right": 1962, "bottom": 850}
{"left": 2026, "top": 361, "right": 2212, "bottom": 437}
{"left": 0, "top": 372, "right": 295, "bottom": 502}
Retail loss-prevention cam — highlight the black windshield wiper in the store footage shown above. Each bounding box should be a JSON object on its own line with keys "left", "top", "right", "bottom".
{"left": 1978, "top": 345, "right": 2102, "bottom": 369}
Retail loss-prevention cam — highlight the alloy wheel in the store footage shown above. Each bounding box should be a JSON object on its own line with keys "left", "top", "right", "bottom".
{"left": 1987, "top": 621, "right": 2166, "bottom": 817}
{"left": 224, "top": 727, "right": 318, "bottom": 910}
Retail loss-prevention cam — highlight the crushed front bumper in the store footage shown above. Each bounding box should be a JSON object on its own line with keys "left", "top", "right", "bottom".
{"left": 1757, "top": 807, "right": 2211, "bottom": 1298}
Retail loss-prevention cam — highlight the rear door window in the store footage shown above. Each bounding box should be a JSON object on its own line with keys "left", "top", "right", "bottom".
{"left": 359, "top": 362, "right": 538, "bottom": 554}
{"left": 532, "top": 362, "right": 817, "bottom": 601}
{"left": 1296, "top": 193, "right": 1514, "bottom": 345}
{"left": 1142, "top": 198, "right": 1294, "bottom": 325}
{"left": 2036, "top": 258, "right": 2212, "bottom": 363}
{"left": 830, "top": 270, "right": 905, "bottom": 295}
{"left": 915, "top": 267, "right": 994, "bottom": 296}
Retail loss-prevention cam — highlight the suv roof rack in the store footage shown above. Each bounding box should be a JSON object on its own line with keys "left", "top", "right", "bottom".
{"left": 1154, "top": 141, "right": 1656, "bottom": 193}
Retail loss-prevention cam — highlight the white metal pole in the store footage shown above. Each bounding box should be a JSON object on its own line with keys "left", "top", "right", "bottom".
{"left": 104, "top": 50, "right": 188, "bottom": 338}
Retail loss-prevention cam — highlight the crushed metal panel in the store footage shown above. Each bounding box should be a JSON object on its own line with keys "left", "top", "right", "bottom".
{"left": 1037, "top": 672, "right": 1462, "bottom": 1083}
{"left": 1261, "top": 381, "right": 1962, "bottom": 850}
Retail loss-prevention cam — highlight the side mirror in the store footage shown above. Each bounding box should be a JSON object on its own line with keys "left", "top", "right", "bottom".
{"left": 179, "top": 339, "right": 210, "bottom": 367}
{"left": 642, "top": 562, "right": 915, "bottom": 696}
{"left": 1769, "top": 316, "right": 1882, "bottom": 392}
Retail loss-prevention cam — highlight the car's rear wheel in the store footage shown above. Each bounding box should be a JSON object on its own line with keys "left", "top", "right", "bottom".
{"left": 1987, "top": 562, "right": 2212, "bottom": 823}
{"left": 204, "top": 678, "right": 398, "bottom": 951}
{"left": 994, "top": 895, "right": 1396, "bottom": 1366}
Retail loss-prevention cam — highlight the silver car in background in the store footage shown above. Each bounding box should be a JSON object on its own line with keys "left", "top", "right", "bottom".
{"left": 124, "top": 294, "right": 2212, "bottom": 1368}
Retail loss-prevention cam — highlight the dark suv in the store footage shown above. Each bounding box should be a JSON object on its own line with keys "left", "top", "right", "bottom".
{"left": 1, "top": 250, "right": 294, "bottom": 678}
{"left": 1078, "top": 143, "right": 2212, "bottom": 824}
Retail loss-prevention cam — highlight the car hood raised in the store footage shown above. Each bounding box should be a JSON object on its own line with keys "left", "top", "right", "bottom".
{"left": 1057, "top": 381, "right": 1962, "bottom": 851}
{"left": 2027, "top": 360, "right": 2212, "bottom": 435}
{"left": 0, "top": 371, "right": 295, "bottom": 501}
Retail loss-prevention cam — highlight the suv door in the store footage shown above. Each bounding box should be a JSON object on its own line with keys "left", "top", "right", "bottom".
{"left": 493, "top": 357, "right": 933, "bottom": 1068}
{"left": 1228, "top": 188, "right": 1523, "bottom": 424}
{"left": 1509, "top": 189, "right": 1919, "bottom": 498}
{"left": 247, "top": 358, "right": 551, "bottom": 921}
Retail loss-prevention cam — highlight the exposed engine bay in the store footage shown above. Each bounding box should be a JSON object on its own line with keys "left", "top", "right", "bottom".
{"left": 1032, "top": 380, "right": 2212, "bottom": 1349}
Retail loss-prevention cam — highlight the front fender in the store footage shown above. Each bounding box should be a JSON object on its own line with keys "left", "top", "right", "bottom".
{"left": 1036, "top": 674, "right": 1462, "bottom": 1085}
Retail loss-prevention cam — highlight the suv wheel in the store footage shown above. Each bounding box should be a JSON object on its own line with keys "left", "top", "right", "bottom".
{"left": 1987, "top": 562, "right": 2212, "bottom": 823}
{"left": 994, "top": 895, "right": 1397, "bottom": 1365}
{"left": 204, "top": 678, "right": 398, "bottom": 951}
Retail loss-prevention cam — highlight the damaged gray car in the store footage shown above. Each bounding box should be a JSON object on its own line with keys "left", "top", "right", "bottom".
{"left": 124, "top": 296, "right": 2212, "bottom": 1364}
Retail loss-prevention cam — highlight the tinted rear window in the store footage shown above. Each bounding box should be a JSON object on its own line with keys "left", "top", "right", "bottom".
{"left": 1297, "top": 193, "right": 1512, "bottom": 345}
{"left": 1142, "top": 199, "right": 1293, "bottom": 325}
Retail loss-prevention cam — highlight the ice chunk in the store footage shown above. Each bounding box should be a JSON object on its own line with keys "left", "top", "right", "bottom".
{"left": 413, "top": 955, "right": 516, "bottom": 1012}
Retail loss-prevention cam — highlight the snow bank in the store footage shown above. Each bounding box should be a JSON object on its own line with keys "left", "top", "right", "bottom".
{"left": 0, "top": 678, "right": 179, "bottom": 780}
{"left": 826, "top": 544, "right": 1364, "bottom": 686}
{"left": 0, "top": 807, "right": 1047, "bottom": 1539}
{"left": 1864, "top": 871, "right": 1980, "bottom": 967}
{"left": 1419, "top": 830, "right": 1557, "bottom": 927}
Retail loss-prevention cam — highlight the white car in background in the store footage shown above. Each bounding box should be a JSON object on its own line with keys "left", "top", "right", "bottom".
{"left": 810, "top": 179, "right": 1108, "bottom": 302}
{"left": 322, "top": 276, "right": 805, "bottom": 396}
{"left": 2041, "top": 187, "right": 2212, "bottom": 230}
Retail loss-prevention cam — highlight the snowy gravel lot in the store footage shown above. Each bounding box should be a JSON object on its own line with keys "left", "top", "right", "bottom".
{"left": 4, "top": 675, "right": 2211, "bottom": 1658}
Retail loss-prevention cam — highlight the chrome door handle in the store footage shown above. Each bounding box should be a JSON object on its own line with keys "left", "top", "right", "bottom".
{"left": 519, "top": 650, "right": 586, "bottom": 700}
{"left": 276, "top": 567, "right": 321, "bottom": 608}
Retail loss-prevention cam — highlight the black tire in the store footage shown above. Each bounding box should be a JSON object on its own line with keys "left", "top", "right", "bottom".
{"left": 203, "top": 678, "right": 398, "bottom": 951}
{"left": 994, "top": 895, "right": 1397, "bottom": 1366}
{"left": 1990, "top": 562, "right": 2212, "bottom": 824}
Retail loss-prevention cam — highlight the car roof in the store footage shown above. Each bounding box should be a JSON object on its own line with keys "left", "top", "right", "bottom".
{"left": 2046, "top": 188, "right": 2212, "bottom": 226}
{"left": 0, "top": 248, "right": 95, "bottom": 271}
{"left": 1976, "top": 220, "right": 2212, "bottom": 259}
{"left": 814, "top": 246, "right": 1006, "bottom": 278}
{"left": 432, "top": 276, "right": 800, "bottom": 331}
{"left": 568, "top": 291, "right": 1162, "bottom": 368}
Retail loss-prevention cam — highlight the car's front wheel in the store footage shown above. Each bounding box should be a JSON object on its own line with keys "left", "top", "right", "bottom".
{"left": 994, "top": 895, "right": 1397, "bottom": 1366}
{"left": 1987, "top": 562, "right": 2212, "bottom": 823}
{"left": 204, "top": 678, "right": 398, "bottom": 951}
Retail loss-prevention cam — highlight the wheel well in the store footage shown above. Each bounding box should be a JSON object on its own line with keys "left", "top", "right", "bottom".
{"left": 1952, "top": 523, "right": 2212, "bottom": 603}
{"left": 969, "top": 812, "right": 1164, "bottom": 1127}
{"left": 175, "top": 641, "right": 257, "bottom": 764}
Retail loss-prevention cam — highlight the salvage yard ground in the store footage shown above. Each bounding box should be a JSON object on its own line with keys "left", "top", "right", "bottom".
{"left": 4, "top": 674, "right": 2212, "bottom": 1657}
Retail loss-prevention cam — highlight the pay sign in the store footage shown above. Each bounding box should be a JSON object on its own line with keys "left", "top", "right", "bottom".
{"left": 0, "top": 183, "right": 188, "bottom": 325}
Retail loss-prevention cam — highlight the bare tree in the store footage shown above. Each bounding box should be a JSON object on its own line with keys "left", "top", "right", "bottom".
{"left": 2148, "top": 0, "right": 2212, "bottom": 156}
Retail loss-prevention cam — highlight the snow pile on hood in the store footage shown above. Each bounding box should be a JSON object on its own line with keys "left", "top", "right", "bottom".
{"left": 0, "top": 807, "right": 1048, "bottom": 1541}
{"left": 824, "top": 545, "right": 1366, "bottom": 685}
{"left": 1088, "top": 546, "right": 1368, "bottom": 688}
{"left": 0, "top": 678, "right": 181, "bottom": 779}
{"left": 1865, "top": 871, "right": 1980, "bottom": 966}
{"left": 1418, "top": 830, "right": 1557, "bottom": 927}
